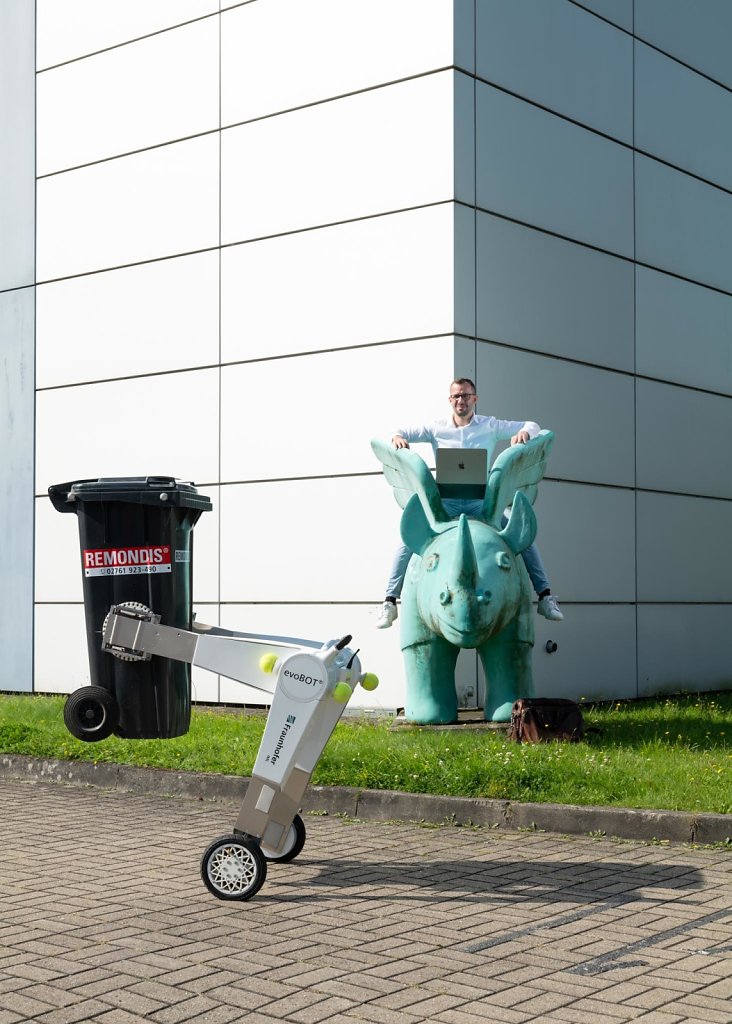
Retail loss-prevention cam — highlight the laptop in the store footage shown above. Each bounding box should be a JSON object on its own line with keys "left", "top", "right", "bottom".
{"left": 435, "top": 448, "right": 487, "bottom": 499}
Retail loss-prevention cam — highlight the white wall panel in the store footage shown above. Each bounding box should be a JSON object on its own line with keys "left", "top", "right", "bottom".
{"left": 35, "top": 495, "right": 83, "bottom": 604}
{"left": 475, "top": 343, "right": 636, "bottom": 487}
{"left": 635, "top": 0, "right": 732, "bottom": 91}
{"left": 37, "top": 252, "right": 219, "bottom": 388}
{"left": 637, "top": 492, "right": 732, "bottom": 603}
{"left": 531, "top": 605, "right": 637, "bottom": 703}
{"left": 573, "top": 0, "right": 633, "bottom": 32}
{"left": 219, "top": 604, "right": 406, "bottom": 712}
{"left": 220, "top": 337, "right": 455, "bottom": 481}
{"left": 532, "top": 481, "right": 636, "bottom": 604}
{"left": 221, "top": 0, "right": 453, "bottom": 126}
{"left": 37, "top": 134, "right": 218, "bottom": 281}
{"left": 219, "top": 476, "right": 404, "bottom": 604}
{"left": 475, "top": 84, "right": 633, "bottom": 257}
{"left": 476, "top": 0, "right": 632, "bottom": 143}
{"left": 34, "top": 604, "right": 91, "bottom": 694}
{"left": 191, "top": 602, "right": 220, "bottom": 705}
{"left": 635, "top": 267, "right": 732, "bottom": 397}
{"left": 636, "top": 156, "right": 732, "bottom": 295}
{"left": 636, "top": 380, "right": 732, "bottom": 499}
{"left": 36, "top": 0, "right": 217, "bottom": 69}
{"left": 191, "top": 487, "right": 220, "bottom": 606}
{"left": 221, "top": 207, "right": 454, "bottom": 363}
{"left": 36, "top": 369, "right": 219, "bottom": 492}
{"left": 638, "top": 605, "right": 732, "bottom": 696}
{"left": 37, "top": 18, "right": 218, "bottom": 175}
{"left": 476, "top": 213, "right": 634, "bottom": 371}
{"left": 635, "top": 42, "right": 732, "bottom": 193}
{"left": 221, "top": 73, "right": 453, "bottom": 245}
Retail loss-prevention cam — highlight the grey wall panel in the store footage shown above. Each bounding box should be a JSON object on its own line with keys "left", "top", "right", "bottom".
{"left": 455, "top": 72, "right": 475, "bottom": 206}
{"left": 454, "top": 205, "right": 476, "bottom": 338}
{"left": 638, "top": 605, "right": 732, "bottom": 696}
{"left": 531, "top": 605, "right": 638, "bottom": 702}
{"left": 475, "top": 0, "right": 632, "bottom": 143}
{"left": 454, "top": 335, "right": 477, "bottom": 386}
{"left": 0, "top": 289, "right": 34, "bottom": 692}
{"left": 475, "top": 84, "right": 634, "bottom": 257}
{"left": 476, "top": 342, "right": 636, "bottom": 487}
{"left": 636, "top": 379, "right": 732, "bottom": 500}
{"left": 636, "top": 156, "right": 732, "bottom": 294}
{"left": 635, "top": 0, "right": 732, "bottom": 91}
{"left": 532, "top": 481, "right": 636, "bottom": 603}
{"left": 0, "top": 0, "right": 35, "bottom": 291}
{"left": 476, "top": 212, "right": 634, "bottom": 371}
{"left": 636, "top": 492, "right": 732, "bottom": 603}
{"left": 454, "top": 0, "right": 475, "bottom": 74}
{"left": 636, "top": 42, "right": 732, "bottom": 193}
{"left": 573, "top": 0, "right": 634, "bottom": 32}
{"left": 635, "top": 266, "right": 732, "bottom": 397}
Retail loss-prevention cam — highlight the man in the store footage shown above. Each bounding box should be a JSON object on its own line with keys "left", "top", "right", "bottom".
{"left": 376, "top": 377, "right": 563, "bottom": 628}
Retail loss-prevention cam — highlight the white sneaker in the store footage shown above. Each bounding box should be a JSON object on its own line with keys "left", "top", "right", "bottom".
{"left": 376, "top": 601, "right": 398, "bottom": 629}
{"left": 537, "top": 594, "right": 564, "bottom": 621}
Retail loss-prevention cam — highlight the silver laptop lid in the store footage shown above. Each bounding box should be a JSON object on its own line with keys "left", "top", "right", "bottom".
{"left": 435, "top": 448, "right": 487, "bottom": 499}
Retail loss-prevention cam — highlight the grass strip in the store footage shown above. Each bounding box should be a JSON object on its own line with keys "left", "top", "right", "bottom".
{"left": 0, "top": 692, "right": 730, "bottom": 815}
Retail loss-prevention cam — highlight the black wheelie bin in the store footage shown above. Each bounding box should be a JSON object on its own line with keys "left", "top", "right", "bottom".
{"left": 49, "top": 476, "right": 212, "bottom": 742}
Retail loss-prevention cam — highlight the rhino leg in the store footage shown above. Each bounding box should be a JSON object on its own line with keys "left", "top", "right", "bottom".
{"left": 403, "top": 636, "right": 460, "bottom": 724}
{"left": 478, "top": 629, "right": 534, "bottom": 723}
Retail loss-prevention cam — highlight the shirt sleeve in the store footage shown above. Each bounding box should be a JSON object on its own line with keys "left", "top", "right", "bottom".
{"left": 390, "top": 423, "right": 435, "bottom": 444}
{"left": 491, "top": 418, "right": 541, "bottom": 441}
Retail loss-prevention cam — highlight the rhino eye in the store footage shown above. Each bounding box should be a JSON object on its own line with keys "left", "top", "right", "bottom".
{"left": 496, "top": 552, "right": 511, "bottom": 570}
{"left": 439, "top": 588, "right": 452, "bottom": 605}
{"left": 425, "top": 554, "right": 439, "bottom": 571}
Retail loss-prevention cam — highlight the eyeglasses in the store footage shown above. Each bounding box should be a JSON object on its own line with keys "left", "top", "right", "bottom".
{"left": 449, "top": 392, "right": 476, "bottom": 400}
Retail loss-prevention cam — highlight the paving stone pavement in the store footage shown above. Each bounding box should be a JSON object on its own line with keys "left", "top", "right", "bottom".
{"left": 0, "top": 779, "right": 730, "bottom": 1024}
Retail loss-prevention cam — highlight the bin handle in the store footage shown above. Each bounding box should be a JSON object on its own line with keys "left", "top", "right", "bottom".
{"left": 48, "top": 482, "right": 83, "bottom": 513}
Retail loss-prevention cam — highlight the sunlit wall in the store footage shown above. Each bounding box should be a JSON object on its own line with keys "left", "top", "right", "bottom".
{"left": 2, "top": 0, "right": 730, "bottom": 709}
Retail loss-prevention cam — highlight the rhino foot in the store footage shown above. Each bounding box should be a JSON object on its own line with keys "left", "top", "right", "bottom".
{"left": 484, "top": 700, "right": 514, "bottom": 723}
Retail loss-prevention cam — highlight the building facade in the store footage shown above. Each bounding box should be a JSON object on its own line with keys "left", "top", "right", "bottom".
{"left": 1, "top": 0, "right": 731, "bottom": 712}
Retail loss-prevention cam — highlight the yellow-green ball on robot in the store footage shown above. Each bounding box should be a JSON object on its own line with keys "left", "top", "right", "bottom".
{"left": 259, "top": 652, "right": 278, "bottom": 674}
{"left": 332, "top": 682, "right": 352, "bottom": 703}
{"left": 361, "top": 672, "right": 379, "bottom": 691}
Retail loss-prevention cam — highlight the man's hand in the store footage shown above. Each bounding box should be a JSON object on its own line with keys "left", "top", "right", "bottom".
{"left": 510, "top": 430, "right": 531, "bottom": 446}
{"left": 392, "top": 435, "right": 410, "bottom": 449}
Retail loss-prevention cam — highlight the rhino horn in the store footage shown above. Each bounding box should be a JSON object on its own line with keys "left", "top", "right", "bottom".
{"left": 497, "top": 490, "right": 537, "bottom": 554}
{"left": 451, "top": 515, "right": 478, "bottom": 587}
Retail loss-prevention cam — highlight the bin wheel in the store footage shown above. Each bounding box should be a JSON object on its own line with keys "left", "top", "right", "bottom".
{"left": 261, "top": 813, "right": 307, "bottom": 863}
{"left": 201, "top": 834, "right": 267, "bottom": 901}
{"left": 63, "top": 686, "right": 118, "bottom": 742}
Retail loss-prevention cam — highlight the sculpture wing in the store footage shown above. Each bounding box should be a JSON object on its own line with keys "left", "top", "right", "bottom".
{"left": 481, "top": 430, "right": 554, "bottom": 527}
{"left": 370, "top": 438, "right": 451, "bottom": 525}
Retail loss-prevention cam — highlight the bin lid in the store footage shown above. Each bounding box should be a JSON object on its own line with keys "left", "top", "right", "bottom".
{"left": 49, "top": 476, "right": 213, "bottom": 511}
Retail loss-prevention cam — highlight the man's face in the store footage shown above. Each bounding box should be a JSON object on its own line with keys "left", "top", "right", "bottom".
{"left": 449, "top": 383, "right": 477, "bottom": 418}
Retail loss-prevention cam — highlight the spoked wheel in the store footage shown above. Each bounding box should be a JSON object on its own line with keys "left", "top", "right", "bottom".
{"left": 201, "top": 834, "right": 267, "bottom": 901}
{"left": 261, "top": 813, "right": 307, "bottom": 863}
{"left": 63, "top": 686, "right": 119, "bottom": 742}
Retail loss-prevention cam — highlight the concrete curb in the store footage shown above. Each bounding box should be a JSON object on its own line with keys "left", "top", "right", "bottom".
{"left": 1, "top": 753, "right": 729, "bottom": 846}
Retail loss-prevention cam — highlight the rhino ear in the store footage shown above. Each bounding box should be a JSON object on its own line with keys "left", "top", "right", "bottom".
{"left": 498, "top": 490, "right": 537, "bottom": 554}
{"left": 400, "top": 493, "right": 437, "bottom": 555}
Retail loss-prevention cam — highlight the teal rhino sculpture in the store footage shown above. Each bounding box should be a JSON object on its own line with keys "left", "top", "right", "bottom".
{"left": 372, "top": 433, "right": 554, "bottom": 724}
